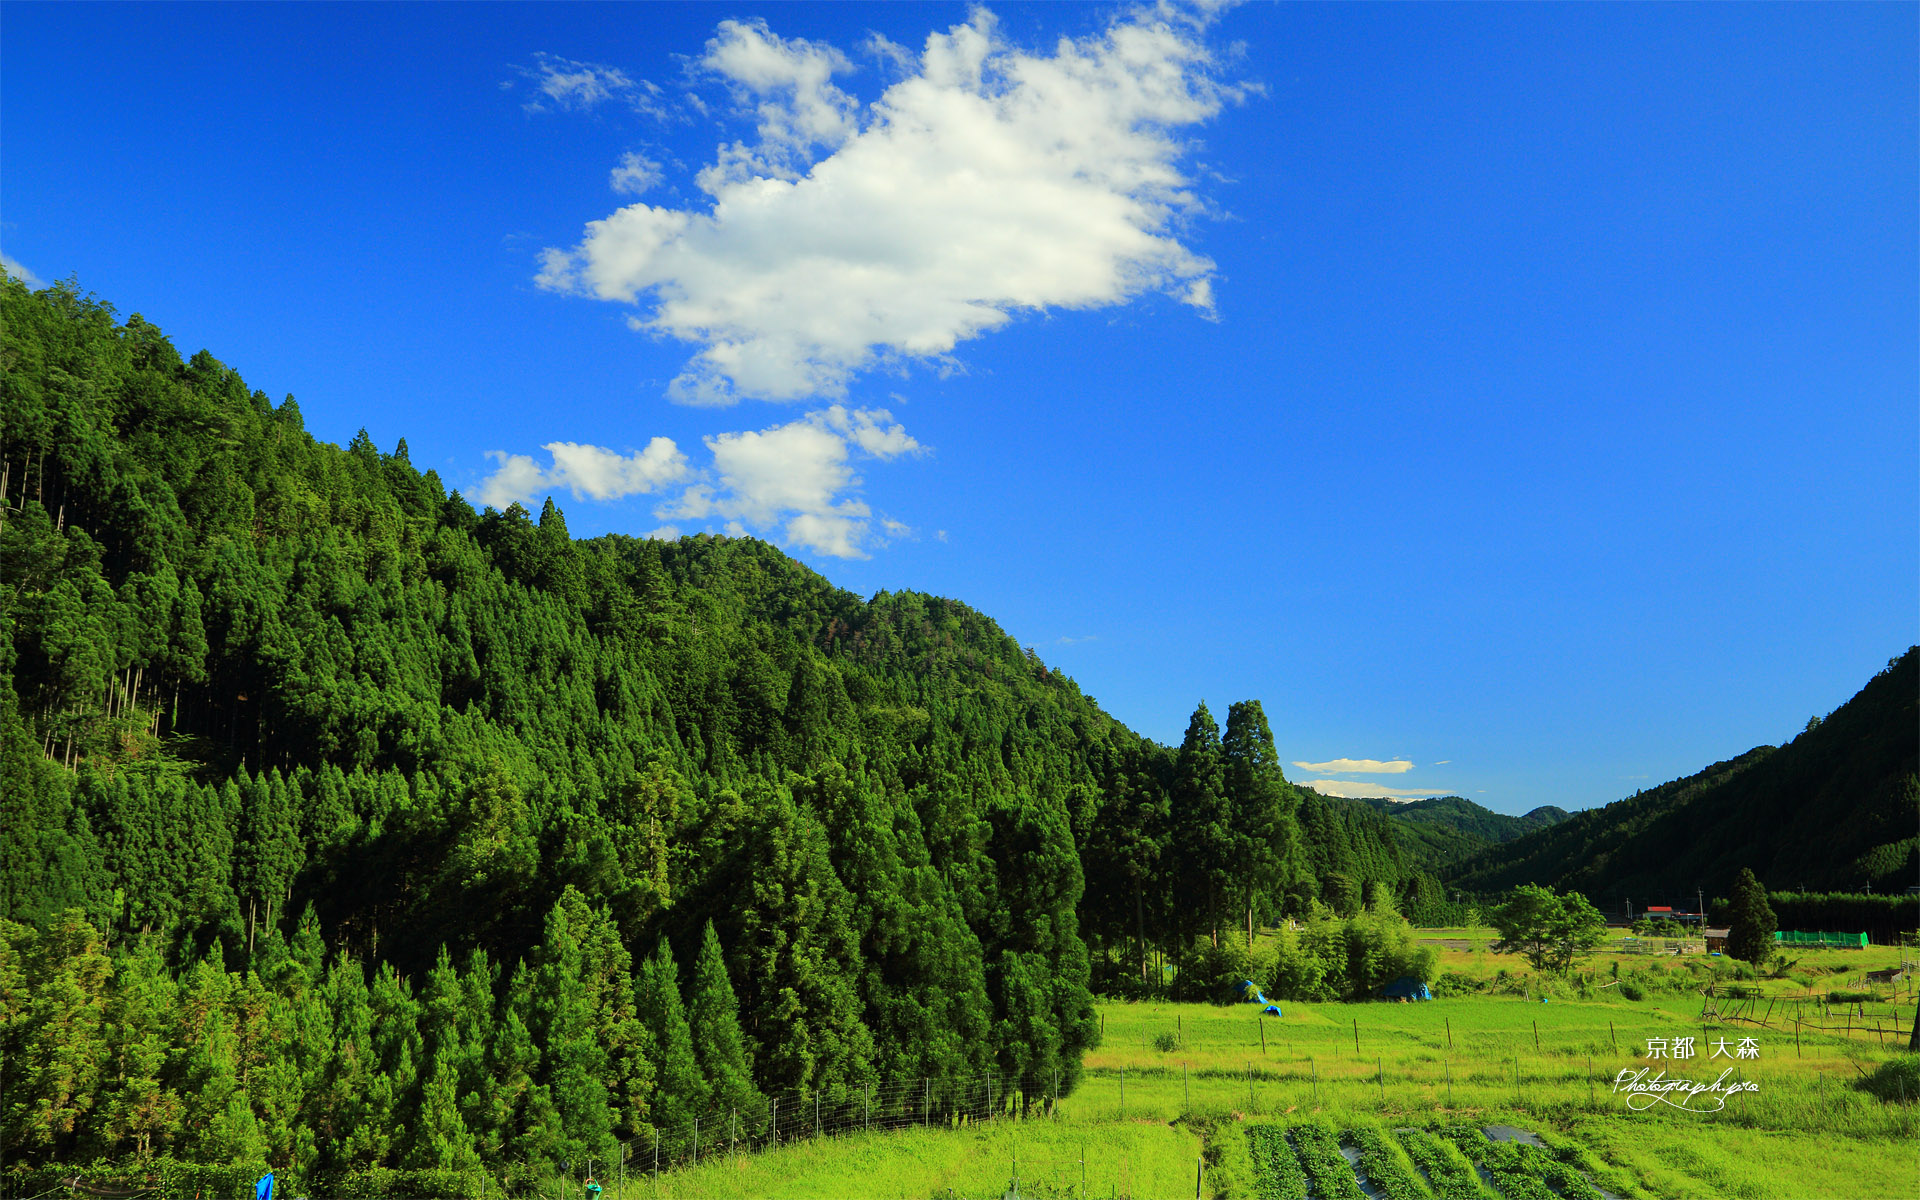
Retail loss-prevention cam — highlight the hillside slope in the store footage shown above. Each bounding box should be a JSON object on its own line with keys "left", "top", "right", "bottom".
{"left": 1445, "top": 649, "right": 1918, "bottom": 903}
{"left": 1338, "top": 795, "right": 1569, "bottom": 871}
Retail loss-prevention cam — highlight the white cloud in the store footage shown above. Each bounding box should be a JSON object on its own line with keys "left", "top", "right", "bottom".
{"left": 515, "top": 52, "right": 666, "bottom": 117}
{"left": 1302, "top": 780, "right": 1450, "bottom": 802}
{"left": 610, "top": 151, "right": 664, "bottom": 196}
{"left": 659, "top": 405, "right": 922, "bottom": 557}
{"left": 2, "top": 253, "right": 42, "bottom": 287}
{"left": 1293, "top": 758, "right": 1416, "bottom": 774}
{"left": 537, "top": 4, "right": 1240, "bottom": 404}
{"left": 482, "top": 407, "right": 921, "bottom": 559}
{"left": 478, "top": 438, "right": 690, "bottom": 509}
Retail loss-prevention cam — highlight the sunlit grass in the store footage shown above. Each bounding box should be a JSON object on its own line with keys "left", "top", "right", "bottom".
{"left": 621, "top": 942, "right": 1918, "bottom": 1199}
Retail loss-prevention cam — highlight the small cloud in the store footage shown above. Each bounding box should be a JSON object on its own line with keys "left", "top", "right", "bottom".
{"left": 1302, "top": 780, "right": 1447, "bottom": 802}
{"left": 2, "top": 252, "right": 42, "bottom": 287}
{"left": 514, "top": 52, "right": 667, "bottom": 118}
{"left": 934, "top": 529, "right": 948, "bottom": 542}
{"left": 478, "top": 437, "right": 690, "bottom": 509}
{"left": 1293, "top": 758, "right": 1415, "bottom": 774}
{"left": 1055, "top": 635, "right": 1098, "bottom": 646}
{"left": 644, "top": 525, "right": 681, "bottom": 541}
{"left": 610, "top": 151, "right": 664, "bottom": 195}
{"left": 1433, "top": 760, "right": 1451, "bottom": 766}
{"left": 485, "top": 406, "right": 924, "bottom": 560}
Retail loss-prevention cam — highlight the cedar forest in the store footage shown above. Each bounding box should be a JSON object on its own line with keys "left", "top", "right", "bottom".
{"left": 0, "top": 281, "right": 1443, "bottom": 1182}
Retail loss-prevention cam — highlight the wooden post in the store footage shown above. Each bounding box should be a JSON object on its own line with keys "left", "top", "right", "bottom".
{"left": 1609, "top": 1021, "right": 1617, "bottom": 1050}
{"left": 1533, "top": 1019, "right": 1540, "bottom": 1053}
{"left": 1177, "top": 1013, "right": 1183, "bottom": 1049}
{"left": 1353, "top": 1018, "right": 1360, "bottom": 1055}
{"left": 1260, "top": 1016, "right": 1267, "bottom": 1054}
{"left": 1310, "top": 1056, "right": 1318, "bottom": 1104}
{"left": 1445, "top": 1017, "right": 1452, "bottom": 1049}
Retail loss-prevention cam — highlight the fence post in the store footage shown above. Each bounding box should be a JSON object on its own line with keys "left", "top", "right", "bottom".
{"left": 1446, "top": 1017, "right": 1452, "bottom": 1049}
{"left": 1353, "top": 1018, "right": 1360, "bottom": 1055}
{"left": 772, "top": 1096, "right": 778, "bottom": 1146}
{"left": 1260, "top": 1016, "right": 1267, "bottom": 1054}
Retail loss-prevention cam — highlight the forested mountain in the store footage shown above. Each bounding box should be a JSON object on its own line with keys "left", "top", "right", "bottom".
{"left": 1445, "top": 648, "right": 1919, "bottom": 906}
{"left": 0, "top": 278, "right": 1420, "bottom": 1177}
{"left": 1335, "top": 795, "right": 1569, "bottom": 872}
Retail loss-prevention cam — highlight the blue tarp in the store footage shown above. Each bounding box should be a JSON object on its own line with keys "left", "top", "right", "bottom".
{"left": 255, "top": 1173, "right": 274, "bottom": 1200}
{"left": 1379, "top": 976, "right": 1432, "bottom": 1001}
{"left": 1239, "top": 979, "right": 1282, "bottom": 1016}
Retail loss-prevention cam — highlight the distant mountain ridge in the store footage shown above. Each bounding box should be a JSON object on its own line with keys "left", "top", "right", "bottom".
{"left": 1321, "top": 794, "right": 1571, "bottom": 872}
{"left": 1444, "top": 648, "right": 1919, "bottom": 903}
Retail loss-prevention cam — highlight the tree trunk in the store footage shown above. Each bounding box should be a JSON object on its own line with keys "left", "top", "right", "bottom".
{"left": 1136, "top": 885, "right": 1149, "bottom": 985}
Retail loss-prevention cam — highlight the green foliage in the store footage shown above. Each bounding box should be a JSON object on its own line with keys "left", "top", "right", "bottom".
{"left": 1243, "top": 1124, "right": 1309, "bottom": 1200}
{"left": 1856, "top": 1055, "right": 1920, "bottom": 1105}
{"left": 1345, "top": 795, "right": 1569, "bottom": 874}
{"left": 1489, "top": 885, "right": 1605, "bottom": 974}
{"left": 1726, "top": 868, "right": 1777, "bottom": 965}
{"left": 1265, "top": 909, "right": 1435, "bottom": 1002}
{"left": 1346, "top": 1126, "right": 1431, "bottom": 1200}
{"left": 1394, "top": 1129, "right": 1496, "bottom": 1200}
{"left": 1289, "top": 1122, "right": 1363, "bottom": 1200}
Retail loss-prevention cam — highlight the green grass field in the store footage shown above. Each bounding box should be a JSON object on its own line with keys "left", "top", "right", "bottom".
{"left": 602, "top": 933, "right": 1918, "bottom": 1199}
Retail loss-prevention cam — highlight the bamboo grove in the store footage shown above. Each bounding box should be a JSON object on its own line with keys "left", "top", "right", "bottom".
{"left": 0, "top": 278, "right": 1441, "bottom": 1176}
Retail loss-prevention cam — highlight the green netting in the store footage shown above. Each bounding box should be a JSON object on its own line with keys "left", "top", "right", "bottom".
{"left": 1773, "top": 930, "right": 1869, "bottom": 947}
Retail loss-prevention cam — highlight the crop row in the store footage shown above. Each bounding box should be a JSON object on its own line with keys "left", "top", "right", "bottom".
{"left": 1394, "top": 1128, "right": 1496, "bottom": 1200}
{"left": 1243, "top": 1124, "right": 1308, "bottom": 1200}
{"left": 1290, "top": 1121, "right": 1365, "bottom": 1200}
{"left": 1346, "top": 1125, "right": 1432, "bottom": 1200}
{"left": 1241, "top": 1122, "right": 1610, "bottom": 1200}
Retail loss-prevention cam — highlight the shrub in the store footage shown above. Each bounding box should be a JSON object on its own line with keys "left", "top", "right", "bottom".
{"left": 1617, "top": 981, "right": 1645, "bottom": 1001}
{"left": 1153, "top": 1031, "right": 1178, "bottom": 1053}
{"left": 1857, "top": 1055, "right": 1920, "bottom": 1105}
{"left": 1185, "top": 937, "right": 1279, "bottom": 1003}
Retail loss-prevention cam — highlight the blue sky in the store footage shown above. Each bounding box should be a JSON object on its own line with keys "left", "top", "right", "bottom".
{"left": 5, "top": 2, "right": 1914, "bottom": 812}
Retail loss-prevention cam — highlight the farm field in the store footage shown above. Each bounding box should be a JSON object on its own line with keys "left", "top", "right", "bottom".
{"left": 615, "top": 934, "right": 1917, "bottom": 1199}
